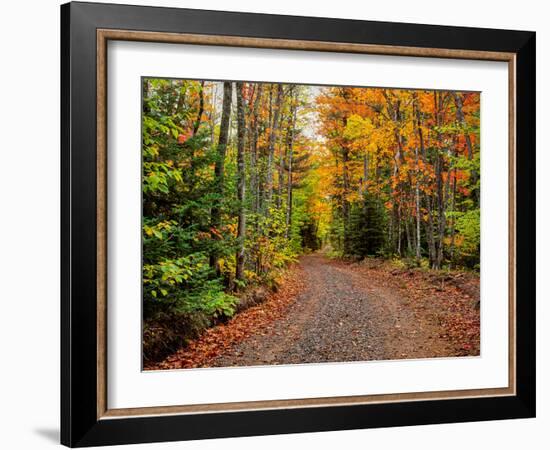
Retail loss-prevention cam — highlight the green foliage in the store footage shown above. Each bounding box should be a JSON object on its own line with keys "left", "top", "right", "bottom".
{"left": 327, "top": 210, "right": 345, "bottom": 256}
{"left": 453, "top": 208, "right": 480, "bottom": 268}
{"left": 143, "top": 251, "right": 237, "bottom": 318}
{"left": 300, "top": 219, "right": 321, "bottom": 252}
{"left": 347, "top": 193, "right": 387, "bottom": 258}
{"left": 142, "top": 78, "right": 238, "bottom": 326}
{"left": 246, "top": 207, "right": 298, "bottom": 278}
{"left": 199, "top": 288, "right": 239, "bottom": 319}
{"left": 141, "top": 77, "right": 302, "bottom": 343}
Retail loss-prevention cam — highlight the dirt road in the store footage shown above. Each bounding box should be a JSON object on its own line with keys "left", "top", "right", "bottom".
{"left": 211, "top": 254, "right": 454, "bottom": 367}
{"left": 150, "top": 254, "right": 479, "bottom": 370}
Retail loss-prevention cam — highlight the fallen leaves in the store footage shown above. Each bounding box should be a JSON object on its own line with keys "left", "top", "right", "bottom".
{"left": 146, "top": 256, "right": 480, "bottom": 371}
{"left": 348, "top": 259, "right": 480, "bottom": 358}
{"left": 145, "top": 264, "right": 306, "bottom": 370}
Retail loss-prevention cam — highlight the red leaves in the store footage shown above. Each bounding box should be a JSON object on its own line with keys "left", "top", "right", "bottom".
{"left": 209, "top": 227, "right": 223, "bottom": 239}
{"left": 177, "top": 131, "right": 192, "bottom": 144}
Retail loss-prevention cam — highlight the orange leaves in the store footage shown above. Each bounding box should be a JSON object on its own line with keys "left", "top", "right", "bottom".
{"left": 195, "top": 231, "right": 211, "bottom": 241}
{"left": 209, "top": 226, "right": 223, "bottom": 239}
{"left": 196, "top": 223, "right": 238, "bottom": 242}
{"left": 313, "top": 85, "right": 479, "bottom": 259}
{"left": 223, "top": 222, "right": 238, "bottom": 237}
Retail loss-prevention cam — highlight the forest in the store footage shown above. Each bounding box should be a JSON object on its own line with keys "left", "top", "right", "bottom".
{"left": 142, "top": 78, "right": 480, "bottom": 366}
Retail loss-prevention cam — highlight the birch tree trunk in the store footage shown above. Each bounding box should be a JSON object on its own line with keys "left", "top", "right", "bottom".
{"left": 434, "top": 91, "right": 446, "bottom": 270}
{"left": 425, "top": 196, "right": 437, "bottom": 267}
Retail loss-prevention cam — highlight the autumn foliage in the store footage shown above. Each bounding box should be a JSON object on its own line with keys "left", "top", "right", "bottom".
{"left": 141, "top": 78, "right": 480, "bottom": 364}
{"left": 316, "top": 87, "right": 480, "bottom": 268}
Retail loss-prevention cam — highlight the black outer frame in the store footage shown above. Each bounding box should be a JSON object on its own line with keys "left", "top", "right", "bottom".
{"left": 61, "top": 1, "right": 535, "bottom": 447}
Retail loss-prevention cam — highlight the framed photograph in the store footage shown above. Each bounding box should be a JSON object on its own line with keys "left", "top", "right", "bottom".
{"left": 61, "top": 1, "right": 535, "bottom": 447}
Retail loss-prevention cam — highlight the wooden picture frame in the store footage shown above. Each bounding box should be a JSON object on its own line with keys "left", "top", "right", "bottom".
{"left": 61, "top": 1, "right": 535, "bottom": 447}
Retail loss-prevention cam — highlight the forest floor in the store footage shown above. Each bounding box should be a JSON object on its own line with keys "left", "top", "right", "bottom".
{"left": 146, "top": 254, "right": 480, "bottom": 370}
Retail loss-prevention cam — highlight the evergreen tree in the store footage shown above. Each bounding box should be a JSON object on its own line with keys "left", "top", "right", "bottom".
{"left": 347, "top": 193, "right": 386, "bottom": 258}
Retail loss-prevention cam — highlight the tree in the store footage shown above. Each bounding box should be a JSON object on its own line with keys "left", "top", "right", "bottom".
{"left": 235, "top": 82, "right": 247, "bottom": 284}
{"left": 265, "top": 84, "right": 283, "bottom": 210}
{"left": 285, "top": 93, "right": 297, "bottom": 239}
{"left": 348, "top": 192, "right": 386, "bottom": 258}
{"left": 316, "top": 85, "right": 479, "bottom": 267}
{"left": 209, "top": 81, "right": 232, "bottom": 275}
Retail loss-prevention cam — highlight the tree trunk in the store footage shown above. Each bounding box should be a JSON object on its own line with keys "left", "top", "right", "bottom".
{"left": 414, "top": 147, "right": 422, "bottom": 263}
{"left": 142, "top": 79, "right": 150, "bottom": 114}
{"left": 359, "top": 152, "right": 369, "bottom": 196}
{"left": 276, "top": 124, "right": 286, "bottom": 209}
{"left": 342, "top": 145, "right": 351, "bottom": 255}
{"left": 209, "top": 81, "right": 232, "bottom": 274}
{"left": 250, "top": 84, "right": 263, "bottom": 218}
{"left": 285, "top": 101, "right": 297, "bottom": 239}
{"left": 396, "top": 203, "right": 402, "bottom": 256}
{"left": 434, "top": 91, "right": 449, "bottom": 269}
{"left": 453, "top": 93, "right": 473, "bottom": 160}
{"left": 424, "top": 195, "right": 437, "bottom": 268}
{"left": 192, "top": 81, "right": 205, "bottom": 136}
{"left": 413, "top": 94, "right": 424, "bottom": 264}
{"left": 449, "top": 167, "right": 457, "bottom": 269}
{"left": 435, "top": 152, "right": 445, "bottom": 269}
{"left": 405, "top": 210, "right": 413, "bottom": 256}
{"left": 265, "top": 84, "right": 283, "bottom": 211}
{"left": 454, "top": 92, "right": 479, "bottom": 205}
{"left": 173, "top": 80, "right": 187, "bottom": 118}
{"left": 235, "top": 82, "right": 246, "bottom": 283}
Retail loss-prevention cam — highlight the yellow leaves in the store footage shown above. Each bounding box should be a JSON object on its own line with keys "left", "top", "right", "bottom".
{"left": 223, "top": 222, "right": 238, "bottom": 237}
{"left": 144, "top": 220, "right": 175, "bottom": 239}
{"left": 149, "top": 144, "right": 160, "bottom": 157}
{"left": 312, "top": 85, "right": 479, "bottom": 247}
{"left": 345, "top": 190, "right": 361, "bottom": 203}
{"left": 244, "top": 269, "right": 260, "bottom": 283}
{"left": 344, "top": 114, "right": 374, "bottom": 140}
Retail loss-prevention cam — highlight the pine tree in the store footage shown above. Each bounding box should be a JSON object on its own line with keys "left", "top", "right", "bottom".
{"left": 348, "top": 193, "right": 386, "bottom": 258}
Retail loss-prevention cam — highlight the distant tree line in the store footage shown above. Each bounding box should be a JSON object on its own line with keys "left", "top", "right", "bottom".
{"left": 316, "top": 87, "right": 480, "bottom": 269}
